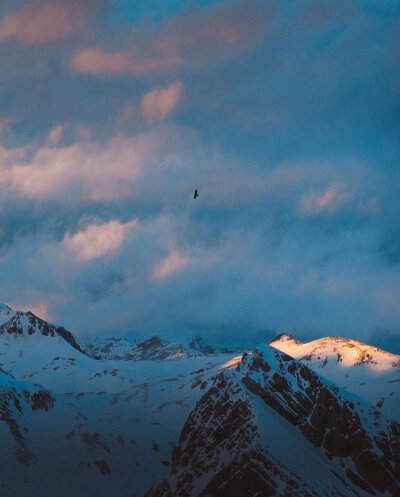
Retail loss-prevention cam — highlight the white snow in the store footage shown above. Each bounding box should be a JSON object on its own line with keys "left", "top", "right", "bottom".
{"left": 0, "top": 302, "right": 15, "bottom": 326}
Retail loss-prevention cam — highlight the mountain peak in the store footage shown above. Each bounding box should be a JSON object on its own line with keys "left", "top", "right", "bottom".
{"left": 146, "top": 343, "right": 400, "bottom": 497}
{"left": 0, "top": 307, "right": 86, "bottom": 356}
{"left": 268, "top": 333, "right": 302, "bottom": 345}
{"left": 270, "top": 334, "right": 400, "bottom": 421}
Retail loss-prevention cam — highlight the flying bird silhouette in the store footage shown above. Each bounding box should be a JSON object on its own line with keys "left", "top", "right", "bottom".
{"left": 193, "top": 189, "right": 199, "bottom": 199}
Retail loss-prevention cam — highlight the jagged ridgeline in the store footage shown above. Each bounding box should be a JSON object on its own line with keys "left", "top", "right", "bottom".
{"left": 0, "top": 303, "right": 399, "bottom": 497}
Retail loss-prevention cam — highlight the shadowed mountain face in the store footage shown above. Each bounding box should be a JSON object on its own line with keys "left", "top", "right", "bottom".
{"left": 145, "top": 346, "right": 400, "bottom": 497}
{"left": 0, "top": 303, "right": 399, "bottom": 497}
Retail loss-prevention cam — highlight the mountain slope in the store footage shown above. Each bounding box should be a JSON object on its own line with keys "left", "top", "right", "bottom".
{"left": 0, "top": 367, "right": 55, "bottom": 470}
{"left": 0, "top": 352, "right": 241, "bottom": 497}
{"left": 269, "top": 334, "right": 400, "bottom": 421}
{"left": 0, "top": 303, "right": 14, "bottom": 326}
{"left": 145, "top": 345, "right": 400, "bottom": 497}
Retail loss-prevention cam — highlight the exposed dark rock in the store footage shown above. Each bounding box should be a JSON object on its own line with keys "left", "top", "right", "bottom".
{"left": 268, "top": 333, "right": 302, "bottom": 344}
{"left": 30, "top": 391, "right": 55, "bottom": 411}
{"left": 94, "top": 459, "right": 111, "bottom": 475}
{"left": 81, "top": 432, "right": 111, "bottom": 454}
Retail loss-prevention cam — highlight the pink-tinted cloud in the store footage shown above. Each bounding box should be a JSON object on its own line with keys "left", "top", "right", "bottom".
{"left": 63, "top": 219, "right": 137, "bottom": 262}
{"left": 153, "top": 250, "right": 189, "bottom": 279}
{"left": 46, "top": 123, "right": 68, "bottom": 145}
{"left": 0, "top": 1, "right": 84, "bottom": 45}
{"left": 75, "top": 125, "right": 91, "bottom": 141}
{"left": 0, "top": 115, "right": 13, "bottom": 132}
{"left": 141, "top": 82, "right": 183, "bottom": 122}
{"left": 71, "top": 47, "right": 181, "bottom": 76}
{"left": 0, "top": 129, "right": 173, "bottom": 201}
{"left": 301, "top": 185, "right": 350, "bottom": 214}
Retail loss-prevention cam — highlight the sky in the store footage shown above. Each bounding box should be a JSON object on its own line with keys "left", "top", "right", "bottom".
{"left": 0, "top": 0, "right": 399, "bottom": 351}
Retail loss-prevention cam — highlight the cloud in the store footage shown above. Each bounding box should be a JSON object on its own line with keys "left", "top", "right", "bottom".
{"left": 71, "top": 48, "right": 180, "bottom": 76}
{"left": 300, "top": 185, "right": 350, "bottom": 214}
{"left": 0, "top": 128, "right": 178, "bottom": 201}
{"left": 63, "top": 219, "right": 137, "bottom": 262}
{"left": 0, "top": 169, "right": 399, "bottom": 348}
{"left": 0, "top": 115, "right": 13, "bottom": 134}
{"left": 141, "top": 82, "right": 183, "bottom": 122}
{"left": 0, "top": 1, "right": 84, "bottom": 45}
{"left": 71, "top": 1, "right": 271, "bottom": 76}
{"left": 152, "top": 0, "right": 271, "bottom": 63}
{"left": 153, "top": 250, "right": 189, "bottom": 279}
{"left": 46, "top": 124, "right": 68, "bottom": 145}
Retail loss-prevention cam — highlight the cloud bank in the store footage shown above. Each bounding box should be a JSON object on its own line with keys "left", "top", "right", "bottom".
{"left": 0, "top": 0, "right": 399, "bottom": 353}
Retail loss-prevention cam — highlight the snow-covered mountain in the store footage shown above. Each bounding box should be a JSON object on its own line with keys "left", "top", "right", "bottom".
{"left": 82, "top": 335, "right": 191, "bottom": 361}
{"left": 82, "top": 334, "right": 236, "bottom": 361}
{"left": 0, "top": 304, "right": 240, "bottom": 496}
{"left": 0, "top": 303, "right": 399, "bottom": 496}
{"left": 269, "top": 333, "right": 400, "bottom": 421}
{"left": 184, "top": 335, "right": 235, "bottom": 355}
{"left": 146, "top": 345, "right": 400, "bottom": 497}
{"left": 0, "top": 303, "right": 86, "bottom": 355}
{"left": 0, "top": 349, "right": 236, "bottom": 497}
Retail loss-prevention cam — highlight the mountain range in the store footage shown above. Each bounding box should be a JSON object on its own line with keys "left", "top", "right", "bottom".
{"left": 0, "top": 303, "right": 398, "bottom": 497}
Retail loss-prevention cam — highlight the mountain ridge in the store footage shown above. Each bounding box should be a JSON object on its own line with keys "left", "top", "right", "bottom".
{"left": 145, "top": 344, "right": 400, "bottom": 497}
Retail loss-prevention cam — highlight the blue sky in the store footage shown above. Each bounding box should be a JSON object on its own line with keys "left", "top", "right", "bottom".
{"left": 0, "top": 0, "right": 399, "bottom": 351}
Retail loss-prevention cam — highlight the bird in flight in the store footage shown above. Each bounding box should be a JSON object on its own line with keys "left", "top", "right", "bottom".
{"left": 193, "top": 189, "right": 199, "bottom": 199}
